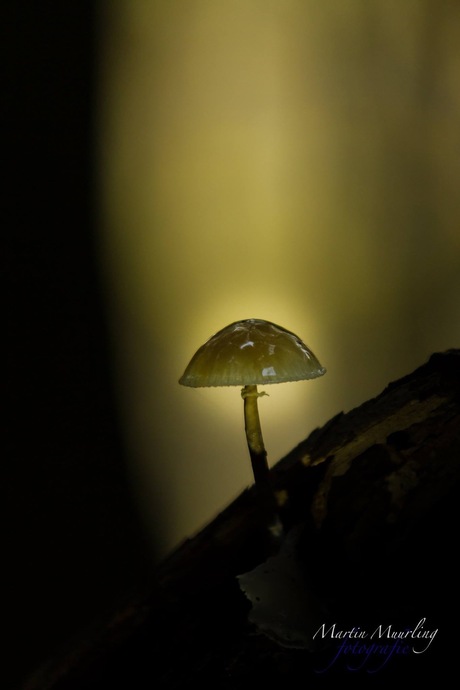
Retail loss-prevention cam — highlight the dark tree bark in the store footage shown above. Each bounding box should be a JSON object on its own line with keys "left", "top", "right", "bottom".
{"left": 23, "top": 350, "right": 460, "bottom": 688}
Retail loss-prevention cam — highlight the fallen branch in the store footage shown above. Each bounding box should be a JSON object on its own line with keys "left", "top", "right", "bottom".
{"left": 24, "top": 350, "right": 460, "bottom": 688}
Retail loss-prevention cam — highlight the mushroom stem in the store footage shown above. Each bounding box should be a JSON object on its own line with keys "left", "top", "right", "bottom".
{"left": 242, "top": 385, "right": 285, "bottom": 547}
{"left": 241, "top": 385, "right": 270, "bottom": 489}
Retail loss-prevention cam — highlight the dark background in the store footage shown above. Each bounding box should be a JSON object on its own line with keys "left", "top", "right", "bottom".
{"left": 3, "top": 5, "right": 156, "bottom": 688}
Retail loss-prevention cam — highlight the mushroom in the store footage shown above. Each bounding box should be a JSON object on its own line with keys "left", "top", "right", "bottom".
{"left": 179, "top": 319, "right": 326, "bottom": 495}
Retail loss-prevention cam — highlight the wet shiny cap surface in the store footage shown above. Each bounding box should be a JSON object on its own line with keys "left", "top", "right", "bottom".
{"left": 179, "top": 319, "right": 326, "bottom": 387}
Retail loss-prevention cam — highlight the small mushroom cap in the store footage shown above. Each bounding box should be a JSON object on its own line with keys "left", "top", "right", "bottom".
{"left": 179, "top": 319, "right": 326, "bottom": 387}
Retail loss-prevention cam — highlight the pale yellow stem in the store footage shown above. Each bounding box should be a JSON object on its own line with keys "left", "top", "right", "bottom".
{"left": 241, "top": 384, "right": 270, "bottom": 488}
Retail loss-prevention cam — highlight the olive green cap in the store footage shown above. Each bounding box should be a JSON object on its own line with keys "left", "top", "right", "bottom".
{"left": 179, "top": 319, "right": 326, "bottom": 387}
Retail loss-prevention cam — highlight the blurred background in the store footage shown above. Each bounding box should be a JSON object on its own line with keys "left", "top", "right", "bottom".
{"left": 4, "top": 1, "right": 460, "bottom": 687}
{"left": 98, "top": 0, "right": 460, "bottom": 559}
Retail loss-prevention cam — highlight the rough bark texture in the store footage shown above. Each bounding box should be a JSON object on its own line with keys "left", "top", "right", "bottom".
{"left": 23, "top": 350, "right": 460, "bottom": 688}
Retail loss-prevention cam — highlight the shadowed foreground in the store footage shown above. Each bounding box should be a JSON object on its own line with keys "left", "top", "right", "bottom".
{"left": 24, "top": 350, "right": 460, "bottom": 688}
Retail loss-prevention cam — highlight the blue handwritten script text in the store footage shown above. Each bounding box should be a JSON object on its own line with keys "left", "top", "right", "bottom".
{"left": 313, "top": 618, "right": 438, "bottom": 673}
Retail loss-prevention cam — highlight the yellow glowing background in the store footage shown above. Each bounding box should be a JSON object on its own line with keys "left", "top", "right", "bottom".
{"left": 97, "top": 1, "right": 460, "bottom": 560}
